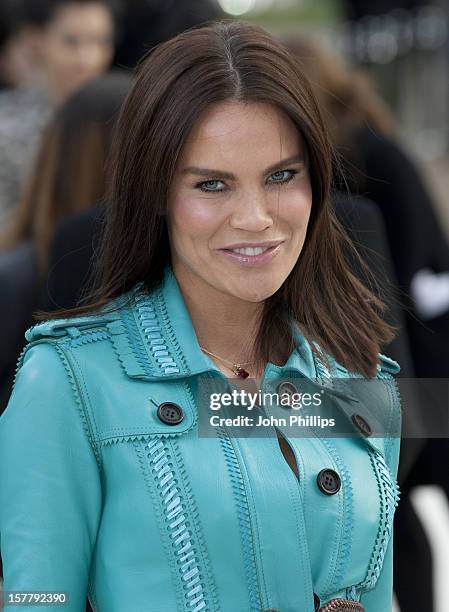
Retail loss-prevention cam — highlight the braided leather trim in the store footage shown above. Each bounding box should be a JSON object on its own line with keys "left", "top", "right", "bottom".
{"left": 145, "top": 437, "right": 209, "bottom": 611}
{"left": 134, "top": 289, "right": 181, "bottom": 375}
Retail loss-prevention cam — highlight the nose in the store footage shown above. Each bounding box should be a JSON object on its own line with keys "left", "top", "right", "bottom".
{"left": 229, "top": 188, "right": 274, "bottom": 233}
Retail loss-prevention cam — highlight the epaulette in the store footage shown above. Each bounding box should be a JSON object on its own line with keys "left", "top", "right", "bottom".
{"left": 377, "top": 353, "right": 401, "bottom": 375}
{"left": 24, "top": 292, "right": 136, "bottom": 343}
{"left": 25, "top": 312, "right": 120, "bottom": 343}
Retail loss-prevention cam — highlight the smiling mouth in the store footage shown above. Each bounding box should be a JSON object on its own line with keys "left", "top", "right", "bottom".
{"left": 216, "top": 242, "right": 284, "bottom": 267}
{"left": 226, "top": 246, "right": 271, "bottom": 256}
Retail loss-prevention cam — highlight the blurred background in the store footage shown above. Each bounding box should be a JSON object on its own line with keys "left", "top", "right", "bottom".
{"left": 0, "top": 1, "right": 449, "bottom": 611}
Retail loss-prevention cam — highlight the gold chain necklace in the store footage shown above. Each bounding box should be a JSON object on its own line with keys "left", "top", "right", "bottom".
{"left": 200, "top": 346, "right": 254, "bottom": 379}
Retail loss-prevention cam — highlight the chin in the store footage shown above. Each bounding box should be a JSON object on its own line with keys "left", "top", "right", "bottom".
{"left": 231, "top": 282, "right": 281, "bottom": 303}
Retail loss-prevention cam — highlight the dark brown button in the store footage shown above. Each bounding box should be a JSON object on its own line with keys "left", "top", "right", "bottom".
{"left": 276, "top": 381, "right": 298, "bottom": 407}
{"left": 314, "top": 593, "right": 321, "bottom": 611}
{"left": 157, "top": 402, "right": 184, "bottom": 425}
{"left": 351, "top": 413, "right": 372, "bottom": 437}
{"left": 317, "top": 468, "right": 341, "bottom": 495}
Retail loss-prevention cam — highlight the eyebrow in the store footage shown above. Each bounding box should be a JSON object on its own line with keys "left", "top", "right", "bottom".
{"left": 181, "top": 155, "right": 305, "bottom": 180}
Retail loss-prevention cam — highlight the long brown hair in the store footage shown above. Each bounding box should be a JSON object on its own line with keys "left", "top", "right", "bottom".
{"left": 0, "top": 70, "right": 131, "bottom": 272}
{"left": 35, "top": 20, "right": 396, "bottom": 378}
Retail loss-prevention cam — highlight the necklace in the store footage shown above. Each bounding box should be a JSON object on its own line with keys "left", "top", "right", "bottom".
{"left": 200, "top": 346, "right": 254, "bottom": 379}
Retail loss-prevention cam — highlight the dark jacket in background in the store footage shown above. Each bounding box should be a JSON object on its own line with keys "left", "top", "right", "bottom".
{"left": 39, "top": 205, "right": 104, "bottom": 312}
{"left": 344, "top": 125, "right": 449, "bottom": 378}
{"left": 0, "top": 241, "right": 39, "bottom": 410}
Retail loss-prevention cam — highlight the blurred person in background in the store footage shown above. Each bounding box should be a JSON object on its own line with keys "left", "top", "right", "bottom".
{"left": 0, "top": 0, "right": 41, "bottom": 90}
{"left": 0, "top": 71, "right": 131, "bottom": 417}
{"left": 285, "top": 36, "right": 449, "bottom": 612}
{"left": 26, "top": 0, "right": 122, "bottom": 104}
{"left": 0, "top": 0, "right": 122, "bottom": 225}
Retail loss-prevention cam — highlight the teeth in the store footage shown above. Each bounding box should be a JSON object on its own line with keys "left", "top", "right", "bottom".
{"left": 231, "top": 246, "right": 270, "bottom": 256}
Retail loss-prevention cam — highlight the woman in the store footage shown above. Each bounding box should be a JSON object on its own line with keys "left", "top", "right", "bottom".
{"left": 0, "top": 71, "right": 131, "bottom": 414}
{"left": 0, "top": 21, "right": 401, "bottom": 612}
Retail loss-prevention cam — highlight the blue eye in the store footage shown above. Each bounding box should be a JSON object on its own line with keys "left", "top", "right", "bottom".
{"left": 195, "top": 169, "right": 299, "bottom": 193}
{"left": 197, "top": 179, "right": 226, "bottom": 193}
{"left": 268, "top": 169, "right": 298, "bottom": 184}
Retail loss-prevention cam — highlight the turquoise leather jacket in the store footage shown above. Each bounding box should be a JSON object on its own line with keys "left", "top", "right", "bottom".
{"left": 0, "top": 266, "right": 401, "bottom": 612}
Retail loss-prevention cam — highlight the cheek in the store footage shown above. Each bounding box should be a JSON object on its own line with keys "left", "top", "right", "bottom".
{"left": 279, "top": 186, "right": 313, "bottom": 229}
{"left": 49, "top": 41, "right": 74, "bottom": 68}
{"left": 170, "top": 194, "right": 225, "bottom": 239}
{"left": 85, "top": 41, "right": 113, "bottom": 68}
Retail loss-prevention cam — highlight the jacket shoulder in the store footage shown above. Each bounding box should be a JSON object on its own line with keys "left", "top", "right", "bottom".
{"left": 335, "top": 353, "right": 401, "bottom": 378}
{"left": 376, "top": 353, "right": 401, "bottom": 376}
{"left": 313, "top": 343, "right": 401, "bottom": 379}
{"left": 24, "top": 295, "right": 133, "bottom": 343}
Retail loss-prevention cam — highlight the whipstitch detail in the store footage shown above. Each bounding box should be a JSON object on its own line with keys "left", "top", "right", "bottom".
{"left": 171, "top": 439, "right": 220, "bottom": 611}
{"left": 134, "top": 288, "right": 181, "bottom": 375}
{"left": 359, "top": 447, "right": 400, "bottom": 590}
{"left": 60, "top": 330, "right": 110, "bottom": 350}
{"left": 146, "top": 436, "right": 209, "bottom": 611}
{"left": 156, "top": 285, "right": 190, "bottom": 374}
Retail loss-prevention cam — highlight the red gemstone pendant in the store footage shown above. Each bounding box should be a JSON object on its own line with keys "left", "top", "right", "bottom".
{"left": 233, "top": 365, "right": 249, "bottom": 378}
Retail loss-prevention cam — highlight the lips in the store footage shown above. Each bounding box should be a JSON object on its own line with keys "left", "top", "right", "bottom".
{"left": 220, "top": 240, "right": 284, "bottom": 252}
{"left": 216, "top": 241, "right": 284, "bottom": 267}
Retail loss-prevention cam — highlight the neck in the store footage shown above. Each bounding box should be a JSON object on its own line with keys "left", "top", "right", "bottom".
{"left": 173, "top": 265, "right": 263, "bottom": 368}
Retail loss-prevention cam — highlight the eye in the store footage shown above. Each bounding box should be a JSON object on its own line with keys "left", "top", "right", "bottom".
{"left": 61, "top": 34, "right": 80, "bottom": 47}
{"left": 196, "top": 179, "right": 226, "bottom": 193}
{"left": 268, "top": 169, "right": 298, "bottom": 184}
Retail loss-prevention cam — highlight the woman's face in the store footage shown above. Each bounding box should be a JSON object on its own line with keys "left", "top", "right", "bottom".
{"left": 40, "top": 2, "right": 115, "bottom": 103}
{"left": 167, "top": 100, "right": 313, "bottom": 304}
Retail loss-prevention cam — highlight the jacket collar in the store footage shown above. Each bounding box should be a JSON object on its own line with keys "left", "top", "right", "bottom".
{"left": 107, "top": 265, "right": 319, "bottom": 382}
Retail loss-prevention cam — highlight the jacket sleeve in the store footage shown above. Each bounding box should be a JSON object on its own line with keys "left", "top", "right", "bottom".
{"left": 0, "top": 342, "right": 102, "bottom": 611}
